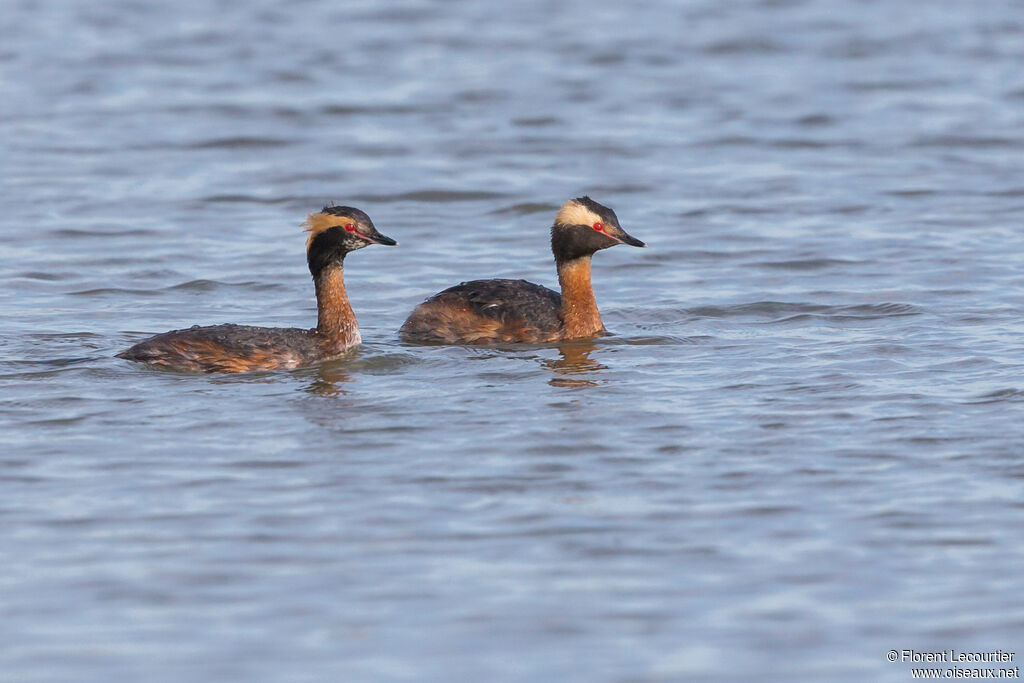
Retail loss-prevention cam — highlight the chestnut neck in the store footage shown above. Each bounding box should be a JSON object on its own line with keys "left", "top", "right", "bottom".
{"left": 556, "top": 256, "right": 603, "bottom": 339}
{"left": 313, "top": 264, "right": 361, "bottom": 350}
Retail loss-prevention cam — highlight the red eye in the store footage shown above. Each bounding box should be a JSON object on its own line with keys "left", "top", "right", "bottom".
{"left": 344, "top": 224, "right": 355, "bottom": 232}
{"left": 593, "top": 222, "right": 604, "bottom": 232}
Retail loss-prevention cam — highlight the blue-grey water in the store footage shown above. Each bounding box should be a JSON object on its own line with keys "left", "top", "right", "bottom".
{"left": 3, "top": 1, "right": 1024, "bottom": 681}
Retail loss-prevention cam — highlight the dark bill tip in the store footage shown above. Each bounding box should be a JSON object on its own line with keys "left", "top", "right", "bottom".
{"left": 372, "top": 233, "right": 398, "bottom": 246}
{"left": 619, "top": 232, "right": 646, "bottom": 248}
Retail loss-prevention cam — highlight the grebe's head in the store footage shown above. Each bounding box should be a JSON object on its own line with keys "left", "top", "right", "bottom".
{"left": 550, "top": 196, "right": 645, "bottom": 263}
{"left": 304, "top": 205, "right": 397, "bottom": 276}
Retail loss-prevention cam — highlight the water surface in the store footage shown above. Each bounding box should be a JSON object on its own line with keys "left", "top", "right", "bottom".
{"left": 3, "top": 1, "right": 1024, "bottom": 681}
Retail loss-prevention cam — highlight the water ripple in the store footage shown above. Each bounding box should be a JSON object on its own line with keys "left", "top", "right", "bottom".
{"left": 187, "top": 137, "right": 295, "bottom": 149}
{"left": 684, "top": 301, "right": 922, "bottom": 321}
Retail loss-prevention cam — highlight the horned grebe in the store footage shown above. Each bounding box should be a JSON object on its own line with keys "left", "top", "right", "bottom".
{"left": 400, "top": 196, "right": 644, "bottom": 344}
{"left": 117, "top": 206, "right": 396, "bottom": 372}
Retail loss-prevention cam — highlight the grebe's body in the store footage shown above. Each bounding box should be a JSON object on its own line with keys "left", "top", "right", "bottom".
{"left": 409, "top": 278, "right": 564, "bottom": 344}
{"left": 119, "top": 324, "right": 331, "bottom": 373}
{"left": 118, "top": 206, "right": 396, "bottom": 373}
{"left": 400, "top": 197, "right": 643, "bottom": 344}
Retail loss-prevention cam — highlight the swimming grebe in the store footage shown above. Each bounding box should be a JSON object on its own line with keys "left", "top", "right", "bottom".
{"left": 117, "top": 206, "right": 397, "bottom": 372}
{"left": 400, "top": 196, "right": 644, "bottom": 344}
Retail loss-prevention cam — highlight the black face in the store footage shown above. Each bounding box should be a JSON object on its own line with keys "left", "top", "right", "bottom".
{"left": 550, "top": 196, "right": 645, "bottom": 263}
{"left": 307, "top": 206, "right": 397, "bottom": 278}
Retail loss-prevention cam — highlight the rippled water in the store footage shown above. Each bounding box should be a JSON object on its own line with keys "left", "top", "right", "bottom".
{"left": 4, "top": 1, "right": 1024, "bottom": 680}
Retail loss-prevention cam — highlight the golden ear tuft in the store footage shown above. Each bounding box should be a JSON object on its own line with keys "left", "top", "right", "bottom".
{"left": 304, "top": 211, "right": 354, "bottom": 250}
{"left": 554, "top": 199, "right": 601, "bottom": 228}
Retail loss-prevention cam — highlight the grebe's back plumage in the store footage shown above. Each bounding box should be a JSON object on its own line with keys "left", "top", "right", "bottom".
{"left": 117, "top": 324, "right": 325, "bottom": 373}
{"left": 117, "top": 206, "right": 396, "bottom": 373}
{"left": 400, "top": 197, "right": 644, "bottom": 344}
{"left": 408, "top": 278, "right": 564, "bottom": 344}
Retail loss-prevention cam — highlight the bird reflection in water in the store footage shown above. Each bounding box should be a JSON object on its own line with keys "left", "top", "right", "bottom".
{"left": 305, "top": 360, "right": 353, "bottom": 397}
{"left": 543, "top": 341, "right": 606, "bottom": 388}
